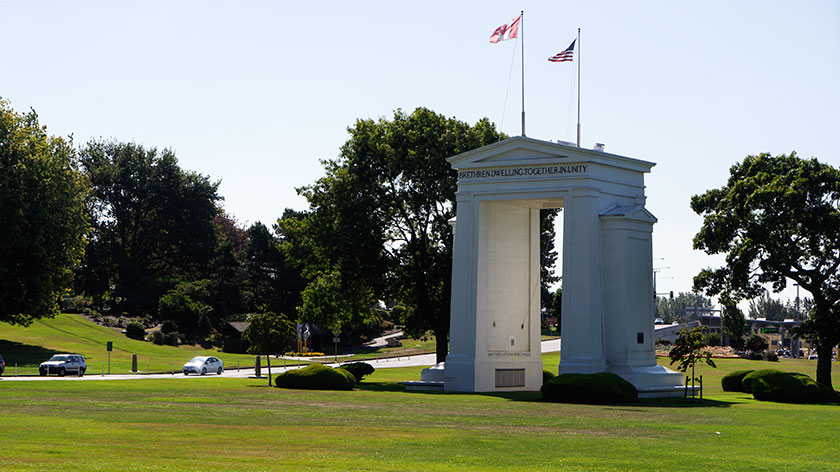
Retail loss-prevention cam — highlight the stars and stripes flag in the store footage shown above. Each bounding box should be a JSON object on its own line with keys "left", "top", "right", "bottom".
{"left": 548, "top": 39, "right": 576, "bottom": 62}
{"left": 489, "top": 15, "right": 520, "bottom": 43}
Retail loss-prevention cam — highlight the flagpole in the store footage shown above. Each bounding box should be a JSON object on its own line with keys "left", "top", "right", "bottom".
{"left": 520, "top": 10, "right": 525, "bottom": 137}
{"left": 576, "top": 27, "right": 581, "bottom": 147}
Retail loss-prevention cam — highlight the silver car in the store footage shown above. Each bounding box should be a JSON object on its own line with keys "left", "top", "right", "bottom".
{"left": 39, "top": 354, "right": 87, "bottom": 377}
{"left": 182, "top": 356, "right": 223, "bottom": 376}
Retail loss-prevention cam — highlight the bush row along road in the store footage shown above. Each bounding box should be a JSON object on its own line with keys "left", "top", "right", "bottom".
{"left": 0, "top": 338, "right": 562, "bottom": 382}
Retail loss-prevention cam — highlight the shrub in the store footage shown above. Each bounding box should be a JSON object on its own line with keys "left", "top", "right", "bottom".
{"left": 762, "top": 351, "right": 779, "bottom": 362}
{"left": 125, "top": 321, "right": 146, "bottom": 340}
{"left": 340, "top": 362, "right": 375, "bottom": 382}
{"left": 543, "top": 370, "right": 556, "bottom": 383}
{"left": 655, "top": 339, "right": 671, "bottom": 346}
{"left": 541, "top": 373, "right": 638, "bottom": 404}
{"left": 721, "top": 370, "right": 754, "bottom": 392}
{"left": 704, "top": 332, "right": 722, "bottom": 347}
{"left": 61, "top": 296, "right": 92, "bottom": 313}
{"left": 164, "top": 331, "right": 180, "bottom": 346}
{"left": 275, "top": 363, "right": 355, "bottom": 390}
{"left": 745, "top": 334, "right": 769, "bottom": 352}
{"left": 745, "top": 370, "right": 838, "bottom": 404}
{"left": 161, "top": 320, "right": 178, "bottom": 334}
{"left": 151, "top": 330, "right": 165, "bottom": 345}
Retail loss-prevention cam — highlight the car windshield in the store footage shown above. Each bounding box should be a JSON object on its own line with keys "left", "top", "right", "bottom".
{"left": 187, "top": 357, "right": 208, "bottom": 364}
{"left": 48, "top": 355, "right": 68, "bottom": 362}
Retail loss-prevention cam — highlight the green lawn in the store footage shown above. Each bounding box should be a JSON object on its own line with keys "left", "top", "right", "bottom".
{"left": 1, "top": 356, "right": 838, "bottom": 471}
{"left": 0, "top": 313, "right": 262, "bottom": 374}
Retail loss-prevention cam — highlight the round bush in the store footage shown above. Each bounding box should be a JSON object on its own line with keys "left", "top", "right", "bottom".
{"left": 543, "top": 370, "right": 556, "bottom": 383}
{"left": 541, "top": 373, "right": 638, "bottom": 404}
{"left": 275, "top": 363, "right": 355, "bottom": 391}
{"left": 125, "top": 321, "right": 146, "bottom": 340}
{"left": 746, "top": 370, "right": 838, "bottom": 404}
{"left": 340, "top": 362, "right": 375, "bottom": 382}
{"left": 742, "top": 369, "right": 782, "bottom": 393}
{"left": 721, "top": 370, "right": 754, "bottom": 392}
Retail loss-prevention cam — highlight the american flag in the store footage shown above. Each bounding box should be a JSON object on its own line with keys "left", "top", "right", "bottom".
{"left": 548, "top": 39, "right": 575, "bottom": 62}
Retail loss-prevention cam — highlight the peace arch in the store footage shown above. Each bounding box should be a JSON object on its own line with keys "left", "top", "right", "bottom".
{"left": 417, "top": 136, "right": 684, "bottom": 397}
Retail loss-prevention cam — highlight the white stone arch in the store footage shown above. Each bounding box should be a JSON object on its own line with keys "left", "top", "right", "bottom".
{"left": 430, "top": 136, "right": 683, "bottom": 397}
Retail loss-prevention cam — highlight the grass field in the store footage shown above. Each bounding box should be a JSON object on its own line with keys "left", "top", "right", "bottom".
{"left": 2, "top": 316, "right": 838, "bottom": 471}
{"left": 0, "top": 313, "right": 262, "bottom": 374}
{"left": 1, "top": 356, "right": 838, "bottom": 471}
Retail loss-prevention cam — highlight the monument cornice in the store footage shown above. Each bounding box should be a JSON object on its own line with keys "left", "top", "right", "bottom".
{"left": 447, "top": 136, "right": 655, "bottom": 174}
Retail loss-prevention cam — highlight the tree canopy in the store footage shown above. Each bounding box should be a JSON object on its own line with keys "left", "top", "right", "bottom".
{"left": 691, "top": 152, "right": 840, "bottom": 387}
{"left": 77, "top": 140, "right": 221, "bottom": 314}
{"left": 286, "top": 108, "right": 504, "bottom": 362}
{"left": 0, "top": 99, "right": 89, "bottom": 325}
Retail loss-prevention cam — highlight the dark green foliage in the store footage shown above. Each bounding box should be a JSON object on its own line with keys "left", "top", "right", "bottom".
{"left": 704, "top": 332, "right": 722, "bottom": 347}
{"left": 745, "top": 334, "right": 769, "bottom": 352}
{"left": 0, "top": 99, "right": 90, "bottom": 326}
{"left": 163, "top": 332, "right": 179, "bottom": 346}
{"left": 287, "top": 108, "right": 504, "bottom": 363}
{"left": 543, "top": 370, "right": 556, "bottom": 383}
{"left": 691, "top": 152, "right": 840, "bottom": 388}
{"left": 160, "top": 320, "right": 178, "bottom": 334}
{"left": 77, "top": 140, "right": 221, "bottom": 315}
{"left": 151, "top": 331, "right": 165, "bottom": 345}
{"left": 721, "top": 303, "right": 746, "bottom": 349}
{"left": 721, "top": 370, "right": 754, "bottom": 392}
{"left": 762, "top": 351, "right": 779, "bottom": 362}
{"left": 125, "top": 321, "right": 146, "bottom": 340}
{"left": 274, "top": 363, "right": 355, "bottom": 391}
{"left": 541, "top": 373, "right": 638, "bottom": 404}
{"left": 744, "top": 370, "right": 838, "bottom": 403}
{"left": 340, "top": 362, "right": 375, "bottom": 382}
{"left": 669, "top": 326, "right": 716, "bottom": 374}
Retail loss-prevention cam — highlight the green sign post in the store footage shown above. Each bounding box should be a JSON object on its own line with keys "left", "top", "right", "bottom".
{"left": 106, "top": 342, "right": 112, "bottom": 374}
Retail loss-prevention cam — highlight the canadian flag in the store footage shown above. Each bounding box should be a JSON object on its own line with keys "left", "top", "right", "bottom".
{"left": 489, "top": 15, "right": 520, "bottom": 43}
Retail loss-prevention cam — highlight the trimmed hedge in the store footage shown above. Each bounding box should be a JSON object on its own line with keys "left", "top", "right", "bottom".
{"left": 721, "top": 370, "right": 754, "bottom": 392}
{"left": 543, "top": 370, "right": 556, "bottom": 383}
{"left": 275, "top": 363, "right": 355, "bottom": 391}
{"left": 125, "top": 321, "right": 146, "bottom": 340}
{"left": 340, "top": 362, "right": 375, "bottom": 382}
{"left": 744, "top": 370, "right": 838, "bottom": 404}
{"left": 541, "top": 373, "right": 638, "bottom": 404}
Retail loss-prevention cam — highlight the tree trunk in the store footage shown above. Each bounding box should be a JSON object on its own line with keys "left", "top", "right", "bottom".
{"left": 266, "top": 354, "right": 272, "bottom": 387}
{"left": 815, "top": 343, "right": 833, "bottom": 389}
{"left": 434, "top": 325, "right": 449, "bottom": 364}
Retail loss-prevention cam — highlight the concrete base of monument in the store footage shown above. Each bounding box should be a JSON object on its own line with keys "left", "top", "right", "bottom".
{"left": 403, "top": 363, "right": 445, "bottom": 392}
{"left": 605, "top": 364, "right": 687, "bottom": 399}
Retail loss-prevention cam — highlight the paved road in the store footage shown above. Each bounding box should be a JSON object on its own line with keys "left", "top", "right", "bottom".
{"left": 0, "top": 338, "right": 560, "bottom": 382}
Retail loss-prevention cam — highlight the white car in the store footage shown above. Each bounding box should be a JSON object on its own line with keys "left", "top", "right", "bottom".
{"left": 182, "top": 356, "right": 224, "bottom": 376}
{"left": 39, "top": 354, "right": 86, "bottom": 377}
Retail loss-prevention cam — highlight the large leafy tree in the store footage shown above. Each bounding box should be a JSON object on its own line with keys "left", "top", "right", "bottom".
{"left": 720, "top": 302, "right": 746, "bottom": 349}
{"left": 77, "top": 141, "right": 221, "bottom": 314}
{"left": 290, "top": 108, "right": 503, "bottom": 362}
{"left": 691, "top": 152, "right": 840, "bottom": 388}
{"left": 0, "top": 99, "right": 90, "bottom": 325}
{"left": 242, "top": 311, "right": 296, "bottom": 385}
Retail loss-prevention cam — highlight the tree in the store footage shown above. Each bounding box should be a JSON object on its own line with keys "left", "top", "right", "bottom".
{"left": 748, "top": 290, "right": 797, "bottom": 321}
{"left": 77, "top": 140, "right": 221, "bottom": 314}
{"left": 668, "top": 326, "right": 716, "bottom": 397}
{"left": 655, "top": 292, "right": 713, "bottom": 324}
{"left": 540, "top": 209, "right": 561, "bottom": 312}
{"left": 0, "top": 99, "right": 89, "bottom": 325}
{"left": 291, "top": 108, "right": 504, "bottom": 363}
{"left": 691, "top": 152, "right": 840, "bottom": 388}
{"left": 745, "top": 333, "right": 769, "bottom": 353}
{"left": 721, "top": 302, "right": 746, "bottom": 350}
{"left": 241, "top": 311, "right": 295, "bottom": 386}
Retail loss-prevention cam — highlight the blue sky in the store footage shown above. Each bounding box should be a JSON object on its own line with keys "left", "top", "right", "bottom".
{"left": 3, "top": 1, "right": 838, "bottom": 307}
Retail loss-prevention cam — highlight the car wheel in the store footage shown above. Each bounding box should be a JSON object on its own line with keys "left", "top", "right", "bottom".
{"left": 40, "top": 370, "right": 46, "bottom": 377}
{"left": 217, "top": 367, "right": 223, "bottom": 375}
{"left": 59, "top": 367, "right": 66, "bottom": 377}
{"left": 79, "top": 367, "right": 85, "bottom": 377}
{"left": 201, "top": 367, "right": 206, "bottom": 376}
{"left": 183, "top": 371, "right": 189, "bottom": 376}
